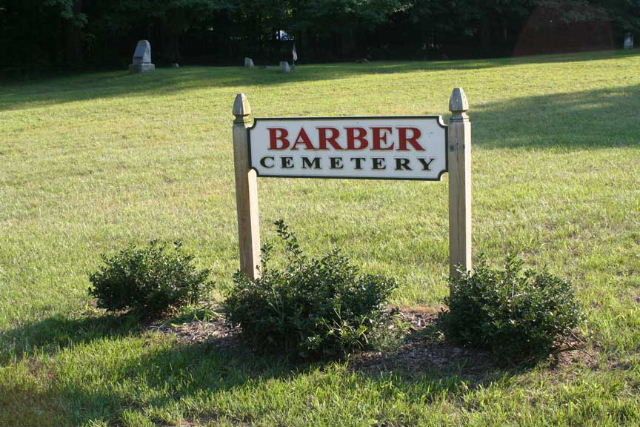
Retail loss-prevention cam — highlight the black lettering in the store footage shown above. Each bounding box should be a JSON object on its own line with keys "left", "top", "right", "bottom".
{"left": 350, "top": 157, "right": 365, "bottom": 170}
{"left": 330, "top": 157, "right": 343, "bottom": 169}
{"left": 395, "top": 158, "right": 411, "bottom": 171}
{"left": 260, "top": 156, "right": 275, "bottom": 168}
{"left": 302, "top": 157, "right": 321, "bottom": 169}
{"left": 281, "top": 157, "right": 294, "bottom": 168}
{"left": 418, "top": 158, "right": 435, "bottom": 171}
{"left": 372, "top": 158, "right": 386, "bottom": 170}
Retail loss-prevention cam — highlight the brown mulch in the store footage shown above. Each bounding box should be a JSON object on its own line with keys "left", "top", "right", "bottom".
{"left": 349, "top": 307, "right": 498, "bottom": 379}
{"left": 147, "top": 313, "right": 241, "bottom": 350}
{"left": 148, "top": 306, "right": 598, "bottom": 377}
{"left": 351, "top": 308, "right": 599, "bottom": 380}
{"left": 548, "top": 336, "right": 600, "bottom": 370}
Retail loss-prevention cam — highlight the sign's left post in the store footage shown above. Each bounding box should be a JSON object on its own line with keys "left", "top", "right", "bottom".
{"left": 232, "top": 93, "right": 261, "bottom": 279}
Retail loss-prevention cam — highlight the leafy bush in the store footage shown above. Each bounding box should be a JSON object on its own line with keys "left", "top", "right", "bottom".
{"left": 89, "top": 240, "right": 213, "bottom": 318}
{"left": 439, "top": 255, "right": 582, "bottom": 362}
{"left": 225, "top": 221, "right": 399, "bottom": 359}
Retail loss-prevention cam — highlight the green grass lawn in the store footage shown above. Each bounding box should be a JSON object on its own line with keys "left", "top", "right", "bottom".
{"left": 1, "top": 50, "right": 639, "bottom": 426}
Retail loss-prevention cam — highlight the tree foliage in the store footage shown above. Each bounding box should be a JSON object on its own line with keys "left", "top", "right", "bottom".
{"left": 0, "top": 0, "right": 636, "bottom": 74}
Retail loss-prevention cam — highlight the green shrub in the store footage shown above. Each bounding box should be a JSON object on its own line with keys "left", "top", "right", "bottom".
{"left": 89, "top": 240, "right": 213, "bottom": 318}
{"left": 225, "top": 221, "right": 399, "bottom": 359}
{"left": 439, "top": 255, "right": 582, "bottom": 363}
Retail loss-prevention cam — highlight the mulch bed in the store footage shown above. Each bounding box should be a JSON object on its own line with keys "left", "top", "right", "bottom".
{"left": 147, "top": 313, "right": 240, "bottom": 350}
{"left": 349, "top": 308, "right": 498, "bottom": 379}
{"left": 148, "top": 306, "right": 598, "bottom": 377}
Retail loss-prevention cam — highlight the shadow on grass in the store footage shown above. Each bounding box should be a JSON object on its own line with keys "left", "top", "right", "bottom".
{"left": 0, "top": 313, "right": 141, "bottom": 364}
{"left": 1, "top": 49, "right": 639, "bottom": 112}
{"left": 57, "top": 334, "right": 515, "bottom": 426}
{"left": 2, "top": 74, "right": 638, "bottom": 153}
{"left": 349, "top": 323, "right": 531, "bottom": 388}
{"left": 473, "top": 84, "right": 640, "bottom": 149}
{"left": 0, "top": 312, "right": 542, "bottom": 425}
{"left": 59, "top": 335, "right": 312, "bottom": 426}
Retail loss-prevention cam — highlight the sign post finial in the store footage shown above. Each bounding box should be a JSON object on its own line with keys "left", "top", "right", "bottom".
{"left": 449, "top": 87, "right": 469, "bottom": 115}
{"left": 233, "top": 93, "right": 252, "bottom": 124}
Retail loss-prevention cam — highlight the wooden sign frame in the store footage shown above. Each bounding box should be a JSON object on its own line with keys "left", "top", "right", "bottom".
{"left": 231, "top": 88, "right": 471, "bottom": 282}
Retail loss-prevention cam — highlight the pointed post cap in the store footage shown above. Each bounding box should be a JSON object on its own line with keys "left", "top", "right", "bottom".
{"left": 449, "top": 88, "right": 469, "bottom": 113}
{"left": 233, "top": 93, "right": 251, "bottom": 122}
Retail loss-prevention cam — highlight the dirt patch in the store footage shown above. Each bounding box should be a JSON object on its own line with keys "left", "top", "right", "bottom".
{"left": 148, "top": 307, "right": 597, "bottom": 378}
{"left": 351, "top": 308, "right": 598, "bottom": 380}
{"left": 147, "top": 314, "right": 240, "bottom": 350}
{"left": 350, "top": 309, "right": 497, "bottom": 379}
{"left": 547, "top": 336, "right": 599, "bottom": 371}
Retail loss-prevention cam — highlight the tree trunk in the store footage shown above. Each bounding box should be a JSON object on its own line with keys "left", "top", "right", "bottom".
{"left": 64, "top": 0, "right": 83, "bottom": 66}
{"left": 479, "top": 18, "right": 491, "bottom": 55}
{"left": 164, "top": 31, "right": 181, "bottom": 63}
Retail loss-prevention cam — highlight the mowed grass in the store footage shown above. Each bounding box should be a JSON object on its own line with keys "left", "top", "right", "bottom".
{"left": 1, "top": 50, "right": 639, "bottom": 426}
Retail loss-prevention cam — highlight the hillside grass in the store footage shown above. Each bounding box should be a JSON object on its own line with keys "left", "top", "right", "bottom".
{"left": 1, "top": 50, "right": 639, "bottom": 426}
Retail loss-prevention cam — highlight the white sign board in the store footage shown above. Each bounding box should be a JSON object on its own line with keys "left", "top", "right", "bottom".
{"left": 248, "top": 116, "right": 447, "bottom": 180}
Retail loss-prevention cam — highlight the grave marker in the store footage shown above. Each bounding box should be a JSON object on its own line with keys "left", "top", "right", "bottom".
{"left": 280, "top": 61, "right": 291, "bottom": 72}
{"left": 129, "top": 40, "right": 155, "bottom": 73}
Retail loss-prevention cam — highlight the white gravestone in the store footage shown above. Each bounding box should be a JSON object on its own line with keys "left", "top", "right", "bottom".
{"left": 280, "top": 61, "right": 291, "bottom": 73}
{"left": 624, "top": 33, "right": 634, "bottom": 50}
{"left": 129, "top": 40, "right": 155, "bottom": 73}
{"left": 244, "top": 57, "right": 255, "bottom": 68}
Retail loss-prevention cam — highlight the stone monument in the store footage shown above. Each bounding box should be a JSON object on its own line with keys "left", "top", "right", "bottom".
{"left": 280, "top": 61, "right": 291, "bottom": 73}
{"left": 129, "top": 40, "right": 155, "bottom": 73}
{"left": 244, "top": 57, "right": 255, "bottom": 68}
{"left": 624, "top": 33, "right": 634, "bottom": 50}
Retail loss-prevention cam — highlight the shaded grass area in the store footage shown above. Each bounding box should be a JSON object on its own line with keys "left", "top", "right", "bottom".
{"left": 3, "top": 311, "right": 633, "bottom": 427}
{"left": 1, "top": 49, "right": 638, "bottom": 113}
{"left": 0, "top": 313, "right": 140, "bottom": 364}
{"left": 2, "top": 315, "right": 638, "bottom": 427}
{"left": 1, "top": 50, "right": 639, "bottom": 425}
{"left": 476, "top": 84, "right": 640, "bottom": 149}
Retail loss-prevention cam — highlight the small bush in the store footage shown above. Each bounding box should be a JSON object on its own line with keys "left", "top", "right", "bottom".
{"left": 225, "top": 221, "right": 399, "bottom": 359}
{"left": 439, "top": 255, "right": 582, "bottom": 363}
{"left": 89, "top": 240, "right": 213, "bottom": 318}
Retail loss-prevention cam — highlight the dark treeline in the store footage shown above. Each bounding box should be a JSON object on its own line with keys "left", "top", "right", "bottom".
{"left": 0, "top": 0, "right": 637, "bottom": 75}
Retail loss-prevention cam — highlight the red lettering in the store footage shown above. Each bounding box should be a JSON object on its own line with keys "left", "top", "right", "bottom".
{"left": 268, "top": 128, "right": 290, "bottom": 150}
{"left": 317, "top": 127, "right": 342, "bottom": 150}
{"left": 345, "top": 127, "right": 368, "bottom": 150}
{"left": 371, "top": 127, "right": 393, "bottom": 150}
{"left": 398, "top": 127, "right": 425, "bottom": 151}
{"left": 291, "top": 128, "right": 314, "bottom": 150}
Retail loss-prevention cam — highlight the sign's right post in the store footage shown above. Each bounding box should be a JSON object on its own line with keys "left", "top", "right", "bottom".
{"left": 448, "top": 87, "right": 472, "bottom": 279}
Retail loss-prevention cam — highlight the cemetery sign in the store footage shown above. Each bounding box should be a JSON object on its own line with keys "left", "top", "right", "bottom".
{"left": 231, "top": 89, "right": 472, "bottom": 282}
{"left": 248, "top": 116, "right": 447, "bottom": 180}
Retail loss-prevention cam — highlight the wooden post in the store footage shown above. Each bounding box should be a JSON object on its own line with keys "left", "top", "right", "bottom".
{"left": 448, "top": 87, "right": 472, "bottom": 279}
{"left": 232, "top": 93, "right": 261, "bottom": 279}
